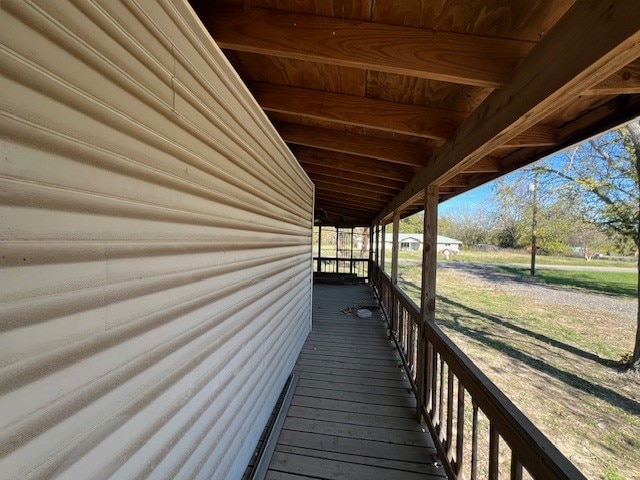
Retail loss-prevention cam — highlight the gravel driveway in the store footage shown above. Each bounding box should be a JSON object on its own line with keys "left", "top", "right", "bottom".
{"left": 437, "top": 261, "right": 637, "bottom": 325}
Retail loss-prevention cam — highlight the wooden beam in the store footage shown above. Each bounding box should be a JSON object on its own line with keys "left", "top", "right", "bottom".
{"left": 300, "top": 163, "right": 405, "bottom": 190}
{"left": 462, "top": 157, "right": 501, "bottom": 173}
{"left": 279, "top": 122, "right": 429, "bottom": 166}
{"left": 256, "top": 82, "right": 464, "bottom": 141}
{"left": 208, "top": 7, "right": 532, "bottom": 88}
{"left": 421, "top": 185, "right": 438, "bottom": 325}
{"left": 586, "top": 58, "right": 640, "bottom": 95}
{"left": 255, "top": 83, "right": 557, "bottom": 147}
{"left": 442, "top": 175, "right": 471, "bottom": 188}
{"left": 376, "top": 0, "right": 640, "bottom": 224}
{"left": 391, "top": 211, "right": 400, "bottom": 284}
{"left": 295, "top": 146, "right": 415, "bottom": 182}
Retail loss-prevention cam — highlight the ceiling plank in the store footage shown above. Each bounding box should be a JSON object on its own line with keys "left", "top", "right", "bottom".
{"left": 295, "top": 146, "right": 416, "bottom": 182}
{"left": 278, "top": 122, "right": 429, "bottom": 166}
{"left": 376, "top": 0, "right": 640, "bottom": 224}
{"left": 254, "top": 83, "right": 558, "bottom": 147}
{"left": 207, "top": 7, "right": 532, "bottom": 88}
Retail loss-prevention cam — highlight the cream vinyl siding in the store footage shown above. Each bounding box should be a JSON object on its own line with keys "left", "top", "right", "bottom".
{"left": 0, "top": 1, "right": 313, "bottom": 478}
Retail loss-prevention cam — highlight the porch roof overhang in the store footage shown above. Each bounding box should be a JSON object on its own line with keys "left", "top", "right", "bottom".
{"left": 191, "top": 0, "right": 640, "bottom": 227}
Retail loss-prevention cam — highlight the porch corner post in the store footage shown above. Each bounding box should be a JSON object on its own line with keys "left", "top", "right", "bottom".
{"left": 391, "top": 211, "right": 400, "bottom": 284}
{"left": 417, "top": 185, "right": 438, "bottom": 423}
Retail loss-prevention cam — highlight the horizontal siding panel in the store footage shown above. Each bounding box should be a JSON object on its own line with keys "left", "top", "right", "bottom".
{"left": 0, "top": 1, "right": 313, "bottom": 479}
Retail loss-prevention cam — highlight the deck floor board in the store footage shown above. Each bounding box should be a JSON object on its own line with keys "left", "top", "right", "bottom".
{"left": 267, "top": 285, "right": 446, "bottom": 479}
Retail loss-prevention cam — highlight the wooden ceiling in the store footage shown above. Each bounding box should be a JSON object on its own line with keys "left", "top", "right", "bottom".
{"left": 191, "top": 0, "right": 640, "bottom": 226}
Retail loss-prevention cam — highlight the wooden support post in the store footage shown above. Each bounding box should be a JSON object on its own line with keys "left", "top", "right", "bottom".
{"left": 374, "top": 224, "right": 380, "bottom": 267}
{"left": 380, "top": 223, "right": 386, "bottom": 272}
{"left": 335, "top": 227, "right": 339, "bottom": 273}
{"left": 350, "top": 227, "right": 354, "bottom": 274}
{"left": 317, "top": 225, "right": 322, "bottom": 272}
{"left": 422, "top": 185, "right": 438, "bottom": 322}
{"left": 391, "top": 211, "right": 400, "bottom": 284}
{"left": 368, "top": 224, "right": 374, "bottom": 282}
{"left": 416, "top": 185, "right": 438, "bottom": 422}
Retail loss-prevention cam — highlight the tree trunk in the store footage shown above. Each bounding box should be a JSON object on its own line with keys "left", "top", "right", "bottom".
{"left": 626, "top": 122, "right": 640, "bottom": 370}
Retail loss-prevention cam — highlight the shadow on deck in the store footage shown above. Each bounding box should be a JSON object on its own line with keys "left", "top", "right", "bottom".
{"left": 266, "top": 285, "right": 447, "bottom": 480}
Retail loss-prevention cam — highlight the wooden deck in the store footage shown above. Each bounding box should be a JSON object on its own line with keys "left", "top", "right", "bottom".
{"left": 265, "top": 285, "right": 447, "bottom": 480}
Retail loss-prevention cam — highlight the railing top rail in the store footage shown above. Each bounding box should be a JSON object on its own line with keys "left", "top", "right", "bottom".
{"left": 424, "top": 320, "right": 586, "bottom": 480}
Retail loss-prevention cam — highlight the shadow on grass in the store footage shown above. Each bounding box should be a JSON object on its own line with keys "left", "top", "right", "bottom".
{"left": 399, "top": 278, "right": 619, "bottom": 369}
{"left": 397, "top": 278, "right": 640, "bottom": 416}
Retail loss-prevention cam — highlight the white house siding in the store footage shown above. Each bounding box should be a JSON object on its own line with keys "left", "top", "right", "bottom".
{"left": 0, "top": 1, "right": 313, "bottom": 479}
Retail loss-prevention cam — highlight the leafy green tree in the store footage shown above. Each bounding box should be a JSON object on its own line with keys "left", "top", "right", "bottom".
{"left": 438, "top": 204, "right": 494, "bottom": 247}
{"left": 399, "top": 212, "right": 424, "bottom": 234}
{"left": 541, "top": 122, "right": 640, "bottom": 369}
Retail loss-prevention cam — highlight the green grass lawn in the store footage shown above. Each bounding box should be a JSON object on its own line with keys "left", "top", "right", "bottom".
{"left": 393, "top": 248, "right": 638, "bottom": 268}
{"left": 497, "top": 266, "right": 639, "bottom": 298}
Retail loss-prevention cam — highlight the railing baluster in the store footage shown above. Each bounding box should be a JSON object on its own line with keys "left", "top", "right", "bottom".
{"left": 446, "top": 369, "right": 455, "bottom": 461}
{"left": 456, "top": 379, "right": 465, "bottom": 477}
{"left": 425, "top": 341, "right": 434, "bottom": 414}
{"left": 438, "top": 357, "right": 445, "bottom": 439}
{"left": 471, "top": 404, "right": 479, "bottom": 480}
{"left": 489, "top": 425, "right": 500, "bottom": 480}
{"left": 511, "top": 454, "right": 523, "bottom": 480}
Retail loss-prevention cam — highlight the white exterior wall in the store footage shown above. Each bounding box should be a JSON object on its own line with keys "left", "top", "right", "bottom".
{"left": 0, "top": 1, "right": 313, "bottom": 479}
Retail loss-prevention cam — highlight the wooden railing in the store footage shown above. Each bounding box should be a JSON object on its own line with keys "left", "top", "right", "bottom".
{"left": 371, "top": 264, "right": 586, "bottom": 480}
{"left": 313, "top": 256, "right": 369, "bottom": 280}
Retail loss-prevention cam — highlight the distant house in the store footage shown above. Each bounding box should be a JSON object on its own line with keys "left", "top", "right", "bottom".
{"left": 384, "top": 234, "right": 463, "bottom": 254}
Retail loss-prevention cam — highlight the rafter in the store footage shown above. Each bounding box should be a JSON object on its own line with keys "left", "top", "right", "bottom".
{"left": 295, "top": 146, "right": 415, "bottom": 182}
{"left": 307, "top": 172, "right": 399, "bottom": 195}
{"left": 376, "top": 0, "right": 640, "bottom": 223}
{"left": 278, "top": 123, "right": 429, "bottom": 166}
{"left": 313, "top": 181, "right": 394, "bottom": 202}
{"left": 301, "top": 163, "right": 405, "bottom": 190}
{"left": 253, "top": 83, "right": 558, "bottom": 147}
{"left": 316, "top": 194, "right": 384, "bottom": 211}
